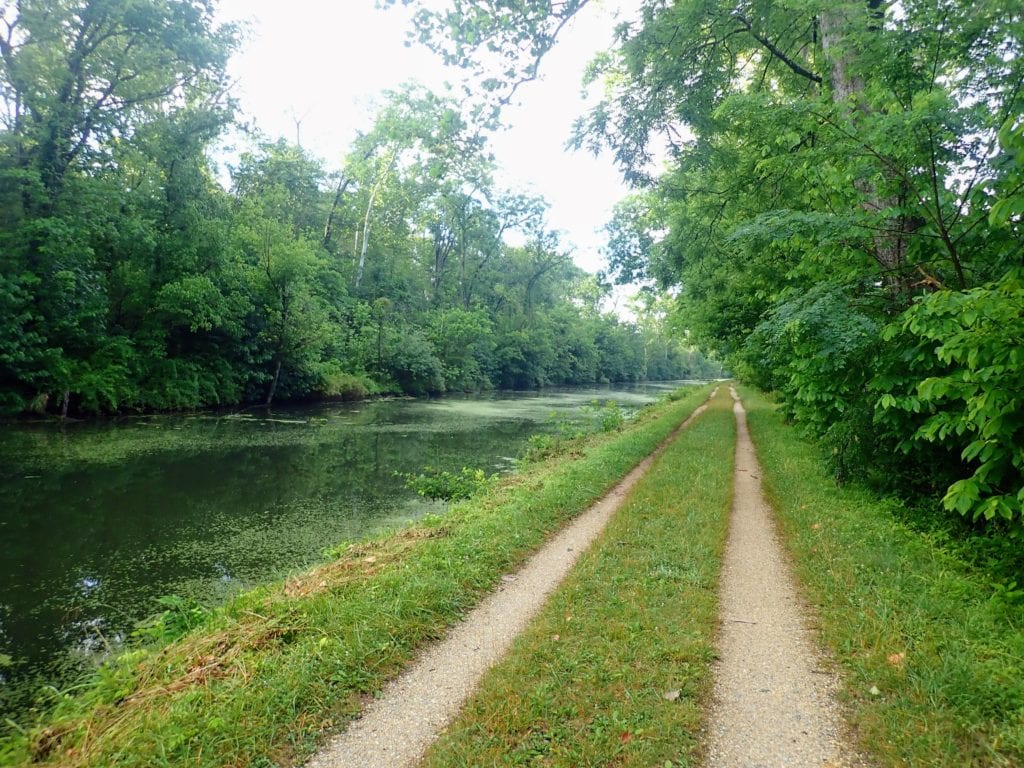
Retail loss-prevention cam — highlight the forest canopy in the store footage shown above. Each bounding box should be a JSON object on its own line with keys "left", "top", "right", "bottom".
{"left": 0, "top": 0, "right": 718, "bottom": 419}
{"left": 396, "top": 0, "right": 1023, "bottom": 529}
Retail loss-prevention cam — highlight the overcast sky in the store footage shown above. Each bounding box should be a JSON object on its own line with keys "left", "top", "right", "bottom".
{"left": 213, "top": 0, "right": 635, "bottom": 274}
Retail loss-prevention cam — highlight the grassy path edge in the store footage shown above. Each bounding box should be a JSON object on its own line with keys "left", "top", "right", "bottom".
{"left": 420, "top": 386, "right": 737, "bottom": 767}
{"left": 739, "top": 385, "right": 1024, "bottom": 766}
{"left": 2, "top": 384, "right": 716, "bottom": 768}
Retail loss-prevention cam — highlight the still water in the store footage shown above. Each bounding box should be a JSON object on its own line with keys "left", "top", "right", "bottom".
{"left": 0, "top": 382, "right": 687, "bottom": 721}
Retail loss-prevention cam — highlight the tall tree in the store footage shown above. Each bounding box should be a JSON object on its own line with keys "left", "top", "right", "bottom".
{"left": 0, "top": 0, "right": 237, "bottom": 412}
{"left": 398, "top": 0, "right": 1024, "bottom": 525}
{"left": 0, "top": 0, "right": 235, "bottom": 202}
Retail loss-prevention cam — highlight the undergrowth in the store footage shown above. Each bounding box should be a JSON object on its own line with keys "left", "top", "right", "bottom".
{"left": 0, "top": 385, "right": 713, "bottom": 768}
{"left": 519, "top": 399, "right": 627, "bottom": 464}
{"left": 399, "top": 466, "right": 496, "bottom": 502}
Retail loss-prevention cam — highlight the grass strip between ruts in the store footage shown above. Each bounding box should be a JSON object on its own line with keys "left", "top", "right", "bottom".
{"left": 739, "top": 385, "right": 1024, "bottom": 767}
{"left": 422, "top": 385, "right": 736, "bottom": 768}
{"left": 1, "top": 384, "right": 715, "bottom": 768}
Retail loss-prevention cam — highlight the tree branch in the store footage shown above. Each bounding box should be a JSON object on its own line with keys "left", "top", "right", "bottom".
{"left": 498, "top": 0, "right": 590, "bottom": 107}
{"left": 732, "top": 13, "right": 822, "bottom": 84}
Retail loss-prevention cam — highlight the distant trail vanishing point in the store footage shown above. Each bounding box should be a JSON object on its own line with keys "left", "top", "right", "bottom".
{"left": 706, "top": 387, "right": 858, "bottom": 767}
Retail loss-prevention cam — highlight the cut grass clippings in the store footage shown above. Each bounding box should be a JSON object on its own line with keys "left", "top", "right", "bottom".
{"left": 739, "top": 385, "right": 1024, "bottom": 767}
{"left": 0, "top": 385, "right": 715, "bottom": 768}
{"left": 422, "top": 385, "right": 736, "bottom": 768}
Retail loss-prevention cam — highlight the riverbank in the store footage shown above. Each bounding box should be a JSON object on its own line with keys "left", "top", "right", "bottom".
{"left": 0, "top": 381, "right": 689, "bottom": 726}
{"left": 1, "top": 379, "right": 712, "bottom": 424}
{"left": 308, "top": 387, "right": 719, "bottom": 767}
{"left": 0, "top": 385, "right": 715, "bottom": 767}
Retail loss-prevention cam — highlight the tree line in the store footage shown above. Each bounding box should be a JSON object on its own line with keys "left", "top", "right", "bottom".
{"left": 0, "top": 1, "right": 719, "bottom": 418}
{"left": 400, "top": 0, "right": 1023, "bottom": 530}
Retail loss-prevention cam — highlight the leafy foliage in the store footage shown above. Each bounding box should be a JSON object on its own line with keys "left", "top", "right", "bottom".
{"left": 740, "top": 284, "right": 884, "bottom": 481}
{"left": 132, "top": 596, "right": 213, "bottom": 645}
{"left": 410, "top": 0, "right": 1022, "bottom": 531}
{"left": 0, "top": 3, "right": 718, "bottom": 418}
{"left": 401, "top": 466, "right": 495, "bottom": 502}
{"left": 891, "top": 270, "right": 1024, "bottom": 524}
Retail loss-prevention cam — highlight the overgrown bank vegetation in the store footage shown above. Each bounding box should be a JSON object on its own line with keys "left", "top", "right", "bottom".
{"left": 743, "top": 387, "right": 1024, "bottom": 766}
{"left": 0, "top": 4, "right": 719, "bottom": 418}
{"left": 0, "top": 385, "right": 712, "bottom": 767}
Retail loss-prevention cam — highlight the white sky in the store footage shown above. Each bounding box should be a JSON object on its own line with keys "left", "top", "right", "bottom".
{"left": 213, "top": 0, "right": 635, "bottom": 274}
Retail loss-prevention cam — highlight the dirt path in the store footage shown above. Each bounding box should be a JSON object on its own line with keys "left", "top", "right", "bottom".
{"left": 706, "top": 388, "right": 856, "bottom": 767}
{"left": 306, "top": 390, "right": 716, "bottom": 768}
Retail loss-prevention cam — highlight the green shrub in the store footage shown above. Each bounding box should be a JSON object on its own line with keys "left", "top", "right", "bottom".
{"left": 132, "top": 596, "right": 212, "bottom": 645}
{"left": 400, "top": 466, "right": 495, "bottom": 501}
{"left": 380, "top": 328, "right": 445, "bottom": 395}
{"left": 316, "top": 367, "right": 371, "bottom": 400}
{"left": 583, "top": 399, "right": 624, "bottom": 432}
{"left": 884, "top": 268, "right": 1024, "bottom": 526}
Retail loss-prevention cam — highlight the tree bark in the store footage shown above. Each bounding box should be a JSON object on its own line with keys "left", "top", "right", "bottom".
{"left": 265, "top": 359, "right": 282, "bottom": 407}
{"left": 354, "top": 153, "right": 396, "bottom": 290}
{"left": 820, "top": 1, "right": 910, "bottom": 291}
{"left": 322, "top": 147, "right": 377, "bottom": 250}
{"left": 818, "top": 6, "right": 865, "bottom": 106}
{"left": 321, "top": 174, "right": 353, "bottom": 250}
{"left": 354, "top": 184, "right": 378, "bottom": 290}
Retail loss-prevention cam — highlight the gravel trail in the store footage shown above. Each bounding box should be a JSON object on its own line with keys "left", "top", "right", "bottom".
{"left": 306, "top": 390, "right": 715, "bottom": 768}
{"left": 706, "top": 388, "right": 857, "bottom": 767}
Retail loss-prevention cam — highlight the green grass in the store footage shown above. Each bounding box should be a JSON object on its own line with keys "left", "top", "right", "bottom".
{"left": 422, "top": 386, "right": 736, "bottom": 768}
{"left": 739, "top": 385, "right": 1024, "bottom": 767}
{"left": 0, "top": 385, "right": 715, "bottom": 768}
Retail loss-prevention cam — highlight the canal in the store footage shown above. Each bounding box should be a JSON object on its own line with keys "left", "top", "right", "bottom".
{"left": 0, "top": 382, "right": 690, "bottom": 723}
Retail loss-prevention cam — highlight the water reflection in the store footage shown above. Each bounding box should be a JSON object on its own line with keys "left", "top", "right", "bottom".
{"left": 0, "top": 382, "right": 694, "bottom": 722}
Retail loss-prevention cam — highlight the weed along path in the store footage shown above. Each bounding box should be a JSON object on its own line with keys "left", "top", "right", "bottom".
{"left": 305, "top": 390, "right": 717, "bottom": 768}
{"left": 707, "top": 388, "right": 856, "bottom": 767}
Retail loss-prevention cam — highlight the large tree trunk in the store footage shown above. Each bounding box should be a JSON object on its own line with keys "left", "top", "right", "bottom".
{"left": 818, "top": 6, "right": 865, "bottom": 105}
{"left": 354, "top": 152, "right": 397, "bottom": 291}
{"left": 323, "top": 146, "right": 376, "bottom": 250}
{"left": 355, "top": 179, "right": 382, "bottom": 290}
{"left": 321, "top": 174, "right": 353, "bottom": 250}
{"left": 431, "top": 224, "right": 455, "bottom": 305}
{"left": 820, "top": 2, "right": 911, "bottom": 293}
{"left": 265, "top": 359, "right": 282, "bottom": 407}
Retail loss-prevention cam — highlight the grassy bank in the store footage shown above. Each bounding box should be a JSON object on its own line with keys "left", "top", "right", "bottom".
{"left": 740, "top": 386, "right": 1024, "bottom": 766}
{"left": 0, "top": 385, "right": 714, "bottom": 768}
{"left": 422, "top": 386, "right": 736, "bottom": 767}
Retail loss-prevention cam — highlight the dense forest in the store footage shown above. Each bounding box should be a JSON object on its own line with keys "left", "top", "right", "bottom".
{"left": 400, "top": 0, "right": 1023, "bottom": 531}
{"left": 1, "top": 0, "right": 1021, "bottom": 531}
{"left": 0, "top": 2, "right": 719, "bottom": 420}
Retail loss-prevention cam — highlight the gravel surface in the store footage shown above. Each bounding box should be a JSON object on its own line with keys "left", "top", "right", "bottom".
{"left": 305, "top": 392, "right": 714, "bottom": 768}
{"left": 706, "top": 388, "right": 857, "bottom": 768}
